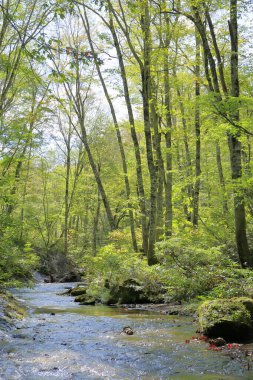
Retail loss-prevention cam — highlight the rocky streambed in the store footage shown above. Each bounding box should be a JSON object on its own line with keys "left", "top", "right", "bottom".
{"left": 1, "top": 283, "right": 253, "bottom": 379}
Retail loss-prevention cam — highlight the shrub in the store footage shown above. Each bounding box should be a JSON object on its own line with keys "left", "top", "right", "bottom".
{"left": 0, "top": 229, "right": 38, "bottom": 287}
{"left": 155, "top": 236, "right": 253, "bottom": 301}
{"left": 84, "top": 243, "right": 167, "bottom": 303}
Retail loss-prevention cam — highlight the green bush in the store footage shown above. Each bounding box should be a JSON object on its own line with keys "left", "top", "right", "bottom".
{"left": 83, "top": 233, "right": 253, "bottom": 304}
{"left": 155, "top": 236, "right": 253, "bottom": 301}
{"left": 0, "top": 229, "right": 38, "bottom": 286}
{"left": 84, "top": 243, "right": 167, "bottom": 303}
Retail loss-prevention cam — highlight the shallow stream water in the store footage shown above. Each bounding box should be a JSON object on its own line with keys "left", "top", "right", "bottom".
{"left": 0, "top": 283, "right": 253, "bottom": 379}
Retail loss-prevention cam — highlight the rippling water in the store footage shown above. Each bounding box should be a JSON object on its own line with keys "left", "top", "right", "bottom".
{"left": 0, "top": 283, "right": 253, "bottom": 379}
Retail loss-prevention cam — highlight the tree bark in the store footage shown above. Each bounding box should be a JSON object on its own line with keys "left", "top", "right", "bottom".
{"left": 140, "top": 2, "right": 157, "bottom": 264}
{"left": 215, "top": 141, "right": 228, "bottom": 214}
{"left": 64, "top": 129, "right": 71, "bottom": 258}
{"left": 163, "top": 12, "right": 173, "bottom": 237}
{"left": 93, "top": 167, "right": 101, "bottom": 257}
{"left": 228, "top": 0, "right": 251, "bottom": 267}
{"left": 108, "top": 14, "right": 148, "bottom": 252}
{"left": 191, "top": 29, "right": 201, "bottom": 227}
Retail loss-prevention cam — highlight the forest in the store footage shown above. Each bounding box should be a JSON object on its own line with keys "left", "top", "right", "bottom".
{"left": 1, "top": 0, "right": 253, "bottom": 306}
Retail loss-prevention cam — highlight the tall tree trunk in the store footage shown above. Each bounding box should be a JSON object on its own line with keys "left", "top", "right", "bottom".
{"left": 228, "top": 0, "right": 251, "bottom": 266}
{"left": 108, "top": 14, "right": 147, "bottom": 252}
{"left": 82, "top": 9, "right": 138, "bottom": 252}
{"left": 190, "top": 4, "right": 252, "bottom": 265}
{"left": 93, "top": 170, "right": 101, "bottom": 257}
{"left": 150, "top": 99, "right": 164, "bottom": 240}
{"left": 173, "top": 70, "right": 192, "bottom": 221}
{"left": 164, "top": 12, "right": 173, "bottom": 237}
{"left": 64, "top": 131, "right": 71, "bottom": 258}
{"left": 141, "top": 2, "right": 157, "bottom": 264}
{"left": 192, "top": 29, "right": 201, "bottom": 227}
{"left": 20, "top": 145, "right": 32, "bottom": 241}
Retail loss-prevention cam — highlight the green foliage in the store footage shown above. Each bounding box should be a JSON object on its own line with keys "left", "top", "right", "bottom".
{"left": 0, "top": 229, "right": 39, "bottom": 287}
{"left": 155, "top": 236, "right": 253, "bottom": 301}
{"left": 84, "top": 242, "right": 166, "bottom": 303}
{"left": 0, "top": 0, "right": 253, "bottom": 297}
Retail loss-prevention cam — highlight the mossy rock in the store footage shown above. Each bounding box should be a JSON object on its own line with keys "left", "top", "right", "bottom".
{"left": 70, "top": 286, "right": 87, "bottom": 297}
{"left": 79, "top": 297, "right": 96, "bottom": 306}
{"left": 198, "top": 297, "right": 253, "bottom": 342}
{"left": 74, "top": 294, "right": 87, "bottom": 303}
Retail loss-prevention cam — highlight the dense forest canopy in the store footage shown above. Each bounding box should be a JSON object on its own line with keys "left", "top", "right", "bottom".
{"left": 1, "top": 0, "right": 253, "bottom": 301}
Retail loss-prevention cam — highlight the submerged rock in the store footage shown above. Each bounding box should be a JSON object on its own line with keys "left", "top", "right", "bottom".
{"left": 122, "top": 326, "right": 134, "bottom": 335}
{"left": 198, "top": 297, "right": 253, "bottom": 342}
{"left": 209, "top": 337, "right": 226, "bottom": 347}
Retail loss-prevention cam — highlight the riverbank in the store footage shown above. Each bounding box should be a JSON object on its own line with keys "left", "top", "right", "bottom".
{"left": 120, "top": 301, "right": 199, "bottom": 316}
{"left": 66, "top": 283, "right": 200, "bottom": 317}
{"left": 0, "top": 290, "right": 27, "bottom": 336}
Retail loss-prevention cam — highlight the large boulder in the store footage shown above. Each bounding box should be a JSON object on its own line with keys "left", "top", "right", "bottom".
{"left": 198, "top": 297, "right": 253, "bottom": 342}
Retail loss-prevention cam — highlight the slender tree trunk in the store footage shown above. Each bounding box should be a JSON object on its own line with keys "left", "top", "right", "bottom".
{"left": 93, "top": 173, "right": 101, "bottom": 257}
{"left": 20, "top": 145, "right": 32, "bottom": 240}
{"left": 191, "top": 5, "right": 252, "bottom": 265}
{"left": 64, "top": 132, "right": 71, "bottom": 258}
{"left": 150, "top": 100, "right": 164, "bottom": 240}
{"left": 82, "top": 9, "right": 138, "bottom": 252}
{"left": 79, "top": 120, "right": 116, "bottom": 231}
{"left": 105, "top": 0, "right": 158, "bottom": 259}
{"left": 215, "top": 141, "right": 228, "bottom": 214}
{"left": 173, "top": 70, "right": 192, "bottom": 221}
{"left": 164, "top": 12, "right": 173, "bottom": 237}
{"left": 109, "top": 14, "right": 148, "bottom": 253}
{"left": 205, "top": 9, "right": 228, "bottom": 95}
{"left": 228, "top": 0, "right": 251, "bottom": 267}
{"left": 52, "top": 43, "right": 116, "bottom": 233}
{"left": 192, "top": 29, "right": 201, "bottom": 227}
{"left": 6, "top": 126, "right": 32, "bottom": 215}
{"left": 141, "top": 2, "right": 157, "bottom": 264}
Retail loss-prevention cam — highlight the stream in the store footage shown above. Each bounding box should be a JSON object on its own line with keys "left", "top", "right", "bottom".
{"left": 0, "top": 283, "right": 253, "bottom": 379}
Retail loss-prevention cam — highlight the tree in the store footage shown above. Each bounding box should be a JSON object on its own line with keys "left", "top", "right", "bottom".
{"left": 170, "top": 0, "right": 253, "bottom": 267}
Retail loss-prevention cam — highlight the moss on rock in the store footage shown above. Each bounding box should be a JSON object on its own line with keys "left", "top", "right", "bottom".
{"left": 198, "top": 297, "right": 253, "bottom": 342}
{"left": 79, "top": 297, "right": 96, "bottom": 306}
{"left": 70, "top": 286, "right": 87, "bottom": 297}
{"left": 74, "top": 294, "right": 87, "bottom": 303}
{"left": 0, "top": 290, "right": 27, "bottom": 330}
